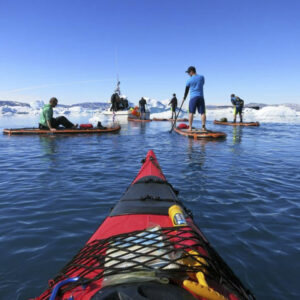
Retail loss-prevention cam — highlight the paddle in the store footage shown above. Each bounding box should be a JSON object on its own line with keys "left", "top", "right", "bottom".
{"left": 169, "top": 98, "right": 186, "bottom": 133}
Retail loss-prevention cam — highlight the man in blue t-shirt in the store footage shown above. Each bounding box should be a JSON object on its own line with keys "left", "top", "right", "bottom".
{"left": 183, "top": 66, "right": 206, "bottom": 131}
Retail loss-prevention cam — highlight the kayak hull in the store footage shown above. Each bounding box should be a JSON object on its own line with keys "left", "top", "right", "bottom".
{"left": 214, "top": 120, "right": 260, "bottom": 126}
{"left": 3, "top": 126, "right": 121, "bottom": 135}
{"left": 174, "top": 127, "right": 226, "bottom": 139}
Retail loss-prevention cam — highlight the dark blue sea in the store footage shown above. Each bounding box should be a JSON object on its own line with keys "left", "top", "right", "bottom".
{"left": 0, "top": 116, "right": 299, "bottom": 300}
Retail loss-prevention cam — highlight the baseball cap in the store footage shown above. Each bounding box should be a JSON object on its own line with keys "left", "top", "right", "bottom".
{"left": 185, "top": 66, "right": 196, "bottom": 73}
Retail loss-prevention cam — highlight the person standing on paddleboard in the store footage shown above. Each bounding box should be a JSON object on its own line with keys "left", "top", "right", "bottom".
{"left": 169, "top": 93, "right": 178, "bottom": 119}
{"left": 183, "top": 66, "right": 206, "bottom": 131}
{"left": 39, "top": 97, "right": 77, "bottom": 131}
{"left": 111, "top": 92, "right": 120, "bottom": 112}
{"left": 139, "top": 97, "right": 147, "bottom": 119}
{"left": 231, "top": 94, "right": 244, "bottom": 123}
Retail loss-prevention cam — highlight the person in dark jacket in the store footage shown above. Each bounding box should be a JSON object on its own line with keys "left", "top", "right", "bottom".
{"left": 122, "top": 98, "right": 129, "bottom": 110}
{"left": 231, "top": 94, "right": 244, "bottom": 123}
{"left": 139, "top": 97, "right": 147, "bottom": 119}
{"left": 111, "top": 93, "right": 120, "bottom": 111}
{"left": 169, "top": 93, "right": 178, "bottom": 119}
{"left": 118, "top": 97, "right": 129, "bottom": 110}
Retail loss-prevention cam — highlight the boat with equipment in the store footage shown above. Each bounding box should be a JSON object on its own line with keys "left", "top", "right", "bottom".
{"left": 33, "top": 150, "right": 254, "bottom": 300}
{"left": 103, "top": 81, "right": 150, "bottom": 120}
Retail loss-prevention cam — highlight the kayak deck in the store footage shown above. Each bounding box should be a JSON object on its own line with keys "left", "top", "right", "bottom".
{"left": 174, "top": 127, "right": 226, "bottom": 139}
{"left": 3, "top": 125, "right": 121, "bottom": 135}
{"left": 214, "top": 120, "right": 260, "bottom": 126}
{"left": 37, "top": 226, "right": 247, "bottom": 300}
{"left": 34, "top": 150, "right": 254, "bottom": 300}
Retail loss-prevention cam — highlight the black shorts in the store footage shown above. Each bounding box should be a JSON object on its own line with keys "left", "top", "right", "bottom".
{"left": 234, "top": 106, "right": 243, "bottom": 114}
{"left": 140, "top": 107, "right": 146, "bottom": 113}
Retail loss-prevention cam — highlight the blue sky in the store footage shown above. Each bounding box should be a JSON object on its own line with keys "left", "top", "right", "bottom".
{"left": 0, "top": 0, "right": 299, "bottom": 105}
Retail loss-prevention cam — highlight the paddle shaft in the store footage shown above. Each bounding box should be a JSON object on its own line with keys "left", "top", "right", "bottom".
{"left": 169, "top": 98, "right": 186, "bottom": 133}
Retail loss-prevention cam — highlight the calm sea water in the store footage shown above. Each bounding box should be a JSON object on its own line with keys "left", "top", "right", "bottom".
{"left": 0, "top": 116, "right": 299, "bottom": 300}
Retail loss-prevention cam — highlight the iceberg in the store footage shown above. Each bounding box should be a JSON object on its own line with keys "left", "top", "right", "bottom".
{"left": 30, "top": 100, "right": 44, "bottom": 110}
{"left": 206, "top": 105, "right": 299, "bottom": 123}
{"left": 0, "top": 105, "right": 34, "bottom": 116}
{"left": 0, "top": 99, "right": 299, "bottom": 124}
{"left": 0, "top": 106, "right": 17, "bottom": 116}
{"left": 144, "top": 98, "right": 172, "bottom": 113}
{"left": 69, "top": 106, "right": 84, "bottom": 114}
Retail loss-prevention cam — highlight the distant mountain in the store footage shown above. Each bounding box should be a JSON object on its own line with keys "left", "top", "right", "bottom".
{"left": 206, "top": 105, "right": 231, "bottom": 110}
{"left": 207, "top": 103, "right": 270, "bottom": 110}
{"left": 70, "top": 102, "right": 110, "bottom": 109}
{"left": 283, "top": 103, "right": 300, "bottom": 111}
{"left": 0, "top": 100, "right": 110, "bottom": 109}
{"left": 0, "top": 100, "right": 30, "bottom": 107}
{"left": 245, "top": 103, "right": 268, "bottom": 109}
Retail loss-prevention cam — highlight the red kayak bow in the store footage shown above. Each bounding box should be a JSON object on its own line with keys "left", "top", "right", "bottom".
{"left": 33, "top": 150, "right": 254, "bottom": 300}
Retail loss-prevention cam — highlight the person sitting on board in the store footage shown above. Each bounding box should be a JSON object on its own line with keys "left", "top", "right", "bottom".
{"left": 231, "top": 94, "right": 244, "bottom": 123}
{"left": 139, "top": 97, "right": 147, "bottom": 119}
{"left": 183, "top": 66, "right": 206, "bottom": 131}
{"left": 169, "top": 93, "right": 178, "bottom": 119}
{"left": 110, "top": 92, "right": 120, "bottom": 111}
{"left": 39, "top": 97, "right": 77, "bottom": 131}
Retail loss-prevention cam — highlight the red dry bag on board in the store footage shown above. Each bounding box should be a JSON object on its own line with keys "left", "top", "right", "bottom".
{"left": 178, "top": 123, "right": 189, "bottom": 129}
{"left": 80, "top": 124, "right": 93, "bottom": 129}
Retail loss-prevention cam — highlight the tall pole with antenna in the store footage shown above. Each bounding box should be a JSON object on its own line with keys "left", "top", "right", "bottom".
{"left": 114, "top": 48, "right": 121, "bottom": 96}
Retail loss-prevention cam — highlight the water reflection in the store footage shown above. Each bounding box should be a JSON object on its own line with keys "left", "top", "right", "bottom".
{"left": 232, "top": 126, "right": 243, "bottom": 144}
{"left": 129, "top": 122, "right": 148, "bottom": 135}
{"left": 186, "top": 139, "right": 207, "bottom": 169}
{"left": 39, "top": 136, "right": 57, "bottom": 156}
{"left": 186, "top": 137, "right": 227, "bottom": 169}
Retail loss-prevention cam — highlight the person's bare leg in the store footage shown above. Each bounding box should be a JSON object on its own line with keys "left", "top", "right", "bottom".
{"left": 233, "top": 113, "right": 237, "bottom": 123}
{"left": 201, "top": 113, "right": 206, "bottom": 131}
{"left": 189, "top": 113, "right": 194, "bottom": 130}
